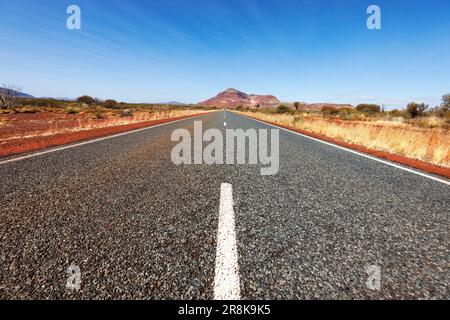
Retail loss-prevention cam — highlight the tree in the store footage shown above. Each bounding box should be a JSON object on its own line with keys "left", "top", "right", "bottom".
{"left": 294, "top": 102, "right": 300, "bottom": 111}
{"left": 356, "top": 104, "right": 381, "bottom": 114}
{"left": 406, "top": 102, "right": 428, "bottom": 118}
{"left": 255, "top": 104, "right": 260, "bottom": 111}
{"left": 406, "top": 103, "right": 419, "bottom": 118}
{"left": 441, "top": 94, "right": 450, "bottom": 112}
{"left": 0, "top": 84, "right": 21, "bottom": 110}
{"left": 77, "top": 95, "right": 96, "bottom": 105}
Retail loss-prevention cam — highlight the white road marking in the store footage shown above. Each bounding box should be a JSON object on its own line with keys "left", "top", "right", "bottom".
{"left": 0, "top": 113, "right": 210, "bottom": 166}
{"left": 224, "top": 122, "right": 227, "bottom": 127}
{"left": 236, "top": 112, "right": 450, "bottom": 186}
{"left": 214, "top": 183, "right": 241, "bottom": 300}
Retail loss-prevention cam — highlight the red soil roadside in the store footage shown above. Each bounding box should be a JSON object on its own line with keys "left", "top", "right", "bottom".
{"left": 245, "top": 115, "right": 450, "bottom": 180}
{"left": 0, "top": 113, "right": 204, "bottom": 158}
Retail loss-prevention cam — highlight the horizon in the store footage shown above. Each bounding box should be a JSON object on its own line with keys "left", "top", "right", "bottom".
{"left": 1, "top": 0, "right": 449, "bottom": 107}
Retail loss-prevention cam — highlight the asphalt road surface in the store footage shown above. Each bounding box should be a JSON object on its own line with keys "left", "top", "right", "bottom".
{"left": 0, "top": 110, "right": 448, "bottom": 299}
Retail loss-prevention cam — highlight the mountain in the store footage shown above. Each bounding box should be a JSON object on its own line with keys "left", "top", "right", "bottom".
{"left": 200, "top": 88, "right": 280, "bottom": 109}
{"left": 161, "top": 101, "right": 186, "bottom": 106}
{"left": 0, "top": 87, "right": 34, "bottom": 98}
{"left": 201, "top": 88, "right": 354, "bottom": 110}
{"left": 40, "top": 97, "right": 75, "bottom": 101}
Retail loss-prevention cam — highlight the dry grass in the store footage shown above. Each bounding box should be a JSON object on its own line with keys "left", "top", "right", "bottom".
{"left": 69, "top": 109, "right": 203, "bottom": 131}
{"left": 240, "top": 111, "right": 450, "bottom": 168}
{"left": 52, "top": 109, "right": 206, "bottom": 134}
{"left": 2, "top": 109, "right": 206, "bottom": 141}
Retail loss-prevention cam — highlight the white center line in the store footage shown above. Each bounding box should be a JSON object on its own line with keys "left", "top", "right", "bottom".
{"left": 224, "top": 122, "right": 227, "bottom": 127}
{"left": 214, "top": 183, "right": 241, "bottom": 300}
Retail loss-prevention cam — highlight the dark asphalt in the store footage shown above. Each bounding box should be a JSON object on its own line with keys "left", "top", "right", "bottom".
{"left": 0, "top": 110, "right": 448, "bottom": 299}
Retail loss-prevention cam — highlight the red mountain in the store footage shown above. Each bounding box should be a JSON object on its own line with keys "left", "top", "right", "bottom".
{"left": 200, "top": 88, "right": 354, "bottom": 110}
{"left": 200, "top": 88, "right": 280, "bottom": 109}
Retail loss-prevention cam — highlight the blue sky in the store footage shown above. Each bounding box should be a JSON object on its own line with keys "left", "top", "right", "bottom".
{"left": 1, "top": 0, "right": 449, "bottom": 107}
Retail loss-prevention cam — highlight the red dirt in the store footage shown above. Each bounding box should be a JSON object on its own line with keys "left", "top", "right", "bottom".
{"left": 248, "top": 116, "right": 450, "bottom": 180}
{"left": 0, "top": 112, "right": 203, "bottom": 158}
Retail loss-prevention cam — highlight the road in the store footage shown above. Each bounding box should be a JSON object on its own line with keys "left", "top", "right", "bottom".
{"left": 0, "top": 110, "right": 448, "bottom": 299}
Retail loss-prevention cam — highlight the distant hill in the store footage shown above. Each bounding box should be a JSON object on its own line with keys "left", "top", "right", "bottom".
{"left": 161, "top": 101, "right": 186, "bottom": 106}
{"left": 40, "top": 97, "right": 75, "bottom": 101}
{"left": 200, "top": 88, "right": 353, "bottom": 110}
{"left": 0, "top": 87, "right": 34, "bottom": 98}
{"left": 201, "top": 88, "right": 280, "bottom": 109}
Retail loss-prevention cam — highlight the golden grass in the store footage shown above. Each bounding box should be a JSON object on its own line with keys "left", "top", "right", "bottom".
{"left": 46, "top": 109, "right": 206, "bottom": 135}
{"left": 239, "top": 112, "right": 450, "bottom": 168}
{"left": 2, "top": 109, "right": 206, "bottom": 141}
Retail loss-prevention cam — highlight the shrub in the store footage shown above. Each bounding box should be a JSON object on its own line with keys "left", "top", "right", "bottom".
{"left": 388, "top": 109, "right": 406, "bottom": 118}
{"left": 338, "top": 108, "right": 361, "bottom": 120}
{"left": 77, "top": 95, "right": 96, "bottom": 105}
{"left": 16, "top": 98, "right": 62, "bottom": 108}
{"left": 277, "top": 104, "right": 289, "bottom": 114}
{"left": 356, "top": 104, "right": 381, "bottom": 114}
{"left": 120, "top": 109, "right": 133, "bottom": 117}
{"left": 91, "top": 111, "right": 104, "bottom": 119}
{"left": 321, "top": 106, "right": 339, "bottom": 116}
{"left": 406, "top": 102, "right": 428, "bottom": 118}
{"left": 66, "top": 108, "right": 79, "bottom": 114}
{"left": 103, "top": 99, "right": 119, "bottom": 109}
{"left": 338, "top": 107, "right": 356, "bottom": 116}
{"left": 14, "top": 106, "right": 38, "bottom": 114}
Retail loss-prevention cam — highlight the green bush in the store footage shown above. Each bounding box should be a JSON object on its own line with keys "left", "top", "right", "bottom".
{"left": 406, "top": 102, "right": 428, "bottom": 118}
{"left": 356, "top": 104, "right": 381, "bottom": 114}
{"left": 77, "top": 95, "right": 96, "bottom": 105}
{"left": 321, "top": 106, "right": 339, "bottom": 116}
{"left": 103, "top": 99, "right": 119, "bottom": 109}
{"left": 16, "top": 98, "right": 62, "bottom": 108}
{"left": 277, "top": 105, "right": 289, "bottom": 114}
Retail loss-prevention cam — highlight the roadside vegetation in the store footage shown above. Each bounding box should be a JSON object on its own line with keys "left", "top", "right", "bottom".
{"left": 0, "top": 95, "right": 216, "bottom": 116}
{"left": 238, "top": 94, "right": 450, "bottom": 168}
{"left": 0, "top": 95, "right": 213, "bottom": 141}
